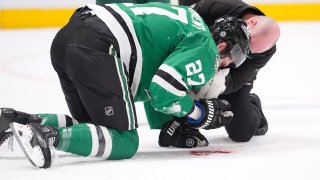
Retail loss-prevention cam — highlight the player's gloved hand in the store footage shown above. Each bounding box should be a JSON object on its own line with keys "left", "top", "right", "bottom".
{"left": 187, "top": 98, "right": 233, "bottom": 130}
{"left": 158, "top": 118, "right": 208, "bottom": 148}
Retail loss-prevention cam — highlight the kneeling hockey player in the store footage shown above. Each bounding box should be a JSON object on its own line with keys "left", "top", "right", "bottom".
{"left": 0, "top": 3, "right": 250, "bottom": 168}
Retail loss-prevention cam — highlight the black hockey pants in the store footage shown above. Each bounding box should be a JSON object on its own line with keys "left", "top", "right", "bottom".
{"left": 50, "top": 8, "right": 137, "bottom": 131}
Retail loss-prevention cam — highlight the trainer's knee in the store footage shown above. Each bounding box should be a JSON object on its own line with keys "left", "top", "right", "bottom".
{"left": 225, "top": 116, "right": 257, "bottom": 142}
{"left": 228, "top": 131, "right": 254, "bottom": 142}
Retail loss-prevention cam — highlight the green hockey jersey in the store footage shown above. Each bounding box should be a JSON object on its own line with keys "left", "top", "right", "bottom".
{"left": 96, "top": 0, "right": 170, "bottom": 6}
{"left": 87, "top": 3, "right": 219, "bottom": 117}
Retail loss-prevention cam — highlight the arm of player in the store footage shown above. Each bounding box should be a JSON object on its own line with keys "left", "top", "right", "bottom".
{"left": 157, "top": 97, "right": 233, "bottom": 148}
{"left": 149, "top": 42, "right": 216, "bottom": 118}
{"left": 187, "top": 98, "right": 233, "bottom": 129}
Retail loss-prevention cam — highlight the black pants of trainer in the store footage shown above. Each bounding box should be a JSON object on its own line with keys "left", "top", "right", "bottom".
{"left": 50, "top": 9, "right": 137, "bottom": 131}
{"left": 179, "top": 0, "right": 200, "bottom": 6}
{"left": 219, "top": 83, "right": 260, "bottom": 142}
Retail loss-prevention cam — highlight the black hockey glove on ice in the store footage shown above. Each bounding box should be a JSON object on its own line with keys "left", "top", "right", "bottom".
{"left": 159, "top": 118, "right": 208, "bottom": 148}
{"left": 187, "top": 98, "right": 233, "bottom": 130}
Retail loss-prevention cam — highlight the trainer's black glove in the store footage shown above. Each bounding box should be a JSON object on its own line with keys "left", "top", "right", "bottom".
{"left": 187, "top": 98, "right": 233, "bottom": 130}
{"left": 159, "top": 118, "right": 208, "bottom": 148}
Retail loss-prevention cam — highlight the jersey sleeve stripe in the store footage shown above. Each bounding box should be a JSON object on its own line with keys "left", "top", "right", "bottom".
{"left": 156, "top": 69, "right": 188, "bottom": 92}
{"left": 152, "top": 75, "right": 187, "bottom": 97}
{"left": 159, "top": 64, "right": 188, "bottom": 89}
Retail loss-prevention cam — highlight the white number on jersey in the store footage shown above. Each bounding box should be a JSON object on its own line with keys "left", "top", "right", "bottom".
{"left": 130, "top": 6, "right": 188, "bottom": 24}
{"left": 185, "top": 60, "right": 205, "bottom": 86}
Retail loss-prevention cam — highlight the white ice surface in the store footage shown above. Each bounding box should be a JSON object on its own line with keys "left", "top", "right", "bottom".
{"left": 1, "top": 22, "right": 320, "bottom": 180}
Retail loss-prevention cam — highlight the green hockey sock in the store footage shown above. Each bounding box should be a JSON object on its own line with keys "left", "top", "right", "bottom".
{"left": 56, "top": 123, "right": 139, "bottom": 160}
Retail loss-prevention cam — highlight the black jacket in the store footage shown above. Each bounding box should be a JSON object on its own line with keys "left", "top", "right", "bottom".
{"left": 193, "top": 0, "right": 277, "bottom": 94}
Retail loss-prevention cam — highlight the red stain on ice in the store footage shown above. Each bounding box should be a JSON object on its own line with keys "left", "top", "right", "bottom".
{"left": 190, "top": 150, "right": 232, "bottom": 156}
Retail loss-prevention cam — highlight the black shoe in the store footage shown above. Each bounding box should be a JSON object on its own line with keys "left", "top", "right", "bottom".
{"left": 0, "top": 108, "right": 42, "bottom": 147}
{"left": 10, "top": 122, "right": 60, "bottom": 168}
{"left": 250, "top": 93, "right": 268, "bottom": 136}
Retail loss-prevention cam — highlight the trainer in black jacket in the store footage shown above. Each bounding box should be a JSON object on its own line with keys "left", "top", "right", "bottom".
{"left": 192, "top": 0, "right": 276, "bottom": 142}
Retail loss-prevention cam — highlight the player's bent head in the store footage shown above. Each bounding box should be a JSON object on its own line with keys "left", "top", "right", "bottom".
{"left": 211, "top": 16, "right": 251, "bottom": 68}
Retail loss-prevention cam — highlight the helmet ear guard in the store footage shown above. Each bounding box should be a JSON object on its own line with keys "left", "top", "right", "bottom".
{"left": 210, "top": 16, "right": 251, "bottom": 68}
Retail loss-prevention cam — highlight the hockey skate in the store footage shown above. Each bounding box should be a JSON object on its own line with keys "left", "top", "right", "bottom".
{"left": 250, "top": 93, "right": 268, "bottom": 136}
{"left": 0, "top": 108, "right": 42, "bottom": 147}
{"left": 10, "top": 122, "right": 60, "bottom": 168}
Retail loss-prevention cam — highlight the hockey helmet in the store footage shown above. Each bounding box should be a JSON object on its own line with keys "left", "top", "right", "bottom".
{"left": 211, "top": 16, "right": 251, "bottom": 68}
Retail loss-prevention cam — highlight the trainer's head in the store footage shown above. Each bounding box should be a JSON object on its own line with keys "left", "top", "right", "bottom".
{"left": 242, "top": 14, "right": 280, "bottom": 53}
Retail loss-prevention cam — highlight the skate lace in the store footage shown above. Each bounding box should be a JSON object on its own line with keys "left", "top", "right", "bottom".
{"left": 48, "top": 137, "right": 59, "bottom": 163}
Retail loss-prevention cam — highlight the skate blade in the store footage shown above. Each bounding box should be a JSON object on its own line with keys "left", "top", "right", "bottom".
{"left": 10, "top": 122, "right": 46, "bottom": 168}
